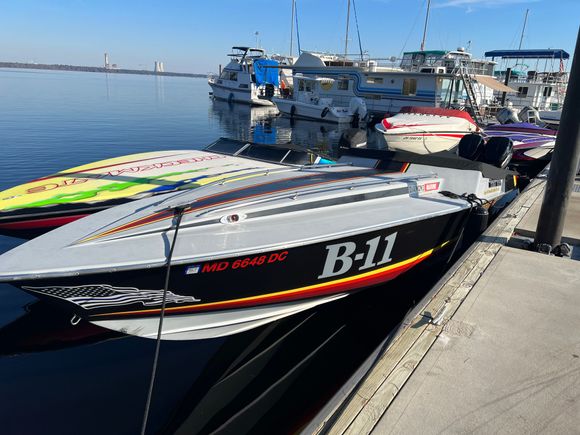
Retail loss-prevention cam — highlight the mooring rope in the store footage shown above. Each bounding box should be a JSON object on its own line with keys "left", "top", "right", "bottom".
{"left": 140, "top": 206, "right": 185, "bottom": 435}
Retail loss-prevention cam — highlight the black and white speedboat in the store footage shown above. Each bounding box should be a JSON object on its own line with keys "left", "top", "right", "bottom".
{"left": 0, "top": 148, "right": 517, "bottom": 340}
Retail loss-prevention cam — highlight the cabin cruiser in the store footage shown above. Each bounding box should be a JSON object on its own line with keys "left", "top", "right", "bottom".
{"left": 0, "top": 146, "right": 517, "bottom": 340}
{"left": 208, "top": 47, "right": 281, "bottom": 106}
{"left": 375, "top": 107, "right": 479, "bottom": 154}
{"left": 272, "top": 75, "right": 367, "bottom": 123}
{"left": 0, "top": 138, "right": 332, "bottom": 238}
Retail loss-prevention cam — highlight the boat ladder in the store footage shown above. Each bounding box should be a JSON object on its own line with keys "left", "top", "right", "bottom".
{"left": 457, "top": 63, "right": 482, "bottom": 125}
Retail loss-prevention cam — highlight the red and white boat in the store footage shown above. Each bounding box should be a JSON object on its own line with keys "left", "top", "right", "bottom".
{"left": 375, "top": 107, "right": 479, "bottom": 154}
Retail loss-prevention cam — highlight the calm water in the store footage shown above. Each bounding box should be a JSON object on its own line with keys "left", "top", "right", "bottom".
{"left": 0, "top": 69, "right": 441, "bottom": 435}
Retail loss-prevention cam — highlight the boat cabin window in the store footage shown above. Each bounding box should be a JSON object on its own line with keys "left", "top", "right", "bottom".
{"left": 229, "top": 72, "right": 238, "bottom": 81}
{"left": 543, "top": 86, "right": 552, "bottom": 97}
{"left": 366, "top": 77, "right": 383, "bottom": 84}
{"left": 239, "top": 145, "right": 289, "bottom": 162}
{"left": 402, "top": 78, "right": 417, "bottom": 96}
{"left": 205, "top": 139, "right": 248, "bottom": 155}
{"left": 337, "top": 79, "right": 350, "bottom": 90}
{"left": 298, "top": 79, "right": 313, "bottom": 92}
{"left": 517, "top": 86, "right": 528, "bottom": 97}
{"left": 282, "top": 150, "right": 316, "bottom": 165}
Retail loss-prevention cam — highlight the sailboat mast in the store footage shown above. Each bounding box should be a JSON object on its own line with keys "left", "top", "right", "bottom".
{"left": 420, "top": 0, "right": 431, "bottom": 51}
{"left": 518, "top": 8, "right": 529, "bottom": 50}
{"left": 290, "top": 0, "right": 295, "bottom": 57}
{"left": 344, "top": 0, "right": 351, "bottom": 60}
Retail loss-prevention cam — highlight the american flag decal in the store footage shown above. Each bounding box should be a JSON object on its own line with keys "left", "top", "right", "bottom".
{"left": 22, "top": 284, "right": 200, "bottom": 310}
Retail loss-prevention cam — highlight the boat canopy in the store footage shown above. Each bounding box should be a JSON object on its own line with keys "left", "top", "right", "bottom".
{"left": 484, "top": 49, "right": 570, "bottom": 59}
{"left": 473, "top": 74, "right": 516, "bottom": 93}
{"left": 253, "top": 59, "right": 279, "bottom": 86}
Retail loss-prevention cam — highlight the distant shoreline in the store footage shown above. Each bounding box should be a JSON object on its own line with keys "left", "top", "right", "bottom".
{"left": 0, "top": 62, "right": 207, "bottom": 78}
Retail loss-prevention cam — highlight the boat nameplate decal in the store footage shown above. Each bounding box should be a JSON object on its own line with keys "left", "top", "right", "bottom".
{"left": 197, "top": 251, "right": 289, "bottom": 274}
{"left": 318, "top": 232, "right": 397, "bottom": 279}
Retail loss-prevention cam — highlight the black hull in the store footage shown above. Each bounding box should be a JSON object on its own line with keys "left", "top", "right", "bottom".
{"left": 16, "top": 210, "right": 469, "bottom": 326}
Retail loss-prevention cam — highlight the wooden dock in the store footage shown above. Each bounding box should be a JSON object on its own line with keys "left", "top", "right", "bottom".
{"left": 308, "top": 174, "right": 580, "bottom": 434}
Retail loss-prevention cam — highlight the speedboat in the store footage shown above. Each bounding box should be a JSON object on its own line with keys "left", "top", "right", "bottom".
{"left": 0, "top": 147, "right": 517, "bottom": 340}
{"left": 272, "top": 75, "right": 367, "bottom": 124}
{"left": 375, "top": 107, "right": 480, "bottom": 154}
{"left": 0, "top": 138, "right": 331, "bottom": 238}
{"left": 208, "top": 47, "right": 280, "bottom": 106}
{"left": 483, "top": 122, "right": 556, "bottom": 177}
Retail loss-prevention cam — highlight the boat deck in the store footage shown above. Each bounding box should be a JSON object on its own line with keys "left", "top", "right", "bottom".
{"left": 307, "top": 174, "right": 580, "bottom": 434}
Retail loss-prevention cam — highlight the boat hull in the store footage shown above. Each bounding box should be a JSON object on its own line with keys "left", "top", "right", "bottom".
{"left": 273, "top": 99, "right": 353, "bottom": 123}
{"left": 380, "top": 131, "right": 469, "bottom": 154}
{"left": 209, "top": 81, "right": 274, "bottom": 106}
{"left": 15, "top": 210, "right": 467, "bottom": 340}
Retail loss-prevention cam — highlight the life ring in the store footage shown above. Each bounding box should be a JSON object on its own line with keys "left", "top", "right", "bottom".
{"left": 321, "top": 107, "right": 329, "bottom": 118}
{"left": 228, "top": 93, "right": 234, "bottom": 104}
{"left": 290, "top": 105, "right": 296, "bottom": 118}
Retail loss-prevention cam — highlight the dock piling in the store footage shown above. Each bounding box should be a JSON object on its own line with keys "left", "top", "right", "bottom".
{"left": 534, "top": 27, "right": 580, "bottom": 253}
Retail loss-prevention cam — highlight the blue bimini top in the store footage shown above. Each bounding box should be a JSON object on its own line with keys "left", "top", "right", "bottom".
{"left": 253, "top": 59, "right": 279, "bottom": 86}
{"left": 485, "top": 49, "right": 570, "bottom": 59}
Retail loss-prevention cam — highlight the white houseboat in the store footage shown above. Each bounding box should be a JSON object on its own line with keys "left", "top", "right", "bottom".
{"left": 484, "top": 49, "right": 569, "bottom": 111}
{"left": 290, "top": 48, "right": 503, "bottom": 116}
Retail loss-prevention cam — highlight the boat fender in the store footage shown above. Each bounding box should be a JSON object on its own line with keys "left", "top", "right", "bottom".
{"left": 228, "top": 93, "right": 234, "bottom": 104}
{"left": 290, "top": 105, "right": 296, "bottom": 118}
{"left": 464, "top": 204, "right": 489, "bottom": 244}
{"left": 457, "top": 133, "right": 485, "bottom": 160}
{"left": 483, "top": 136, "right": 513, "bottom": 169}
{"left": 321, "top": 107, "right": 330, "bottom": 118}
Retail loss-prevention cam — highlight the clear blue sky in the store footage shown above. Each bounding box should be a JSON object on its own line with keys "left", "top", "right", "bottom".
{"left": 1, "top": 0, "right": 578, "bottom": 73}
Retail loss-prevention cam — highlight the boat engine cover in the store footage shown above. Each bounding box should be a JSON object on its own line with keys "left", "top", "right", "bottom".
{"left": 483, "top": 137, "right": 514, "bottom": 169}
{"left": 458, "top": 134, "right": 485, "bottom": 161}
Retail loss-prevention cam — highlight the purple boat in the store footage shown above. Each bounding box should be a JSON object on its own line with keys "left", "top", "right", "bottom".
{"left": 484, "top": 123, "right": 556, "bottom": 177}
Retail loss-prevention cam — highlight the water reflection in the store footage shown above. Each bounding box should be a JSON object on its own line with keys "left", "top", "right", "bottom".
{"left": 207, "top": 99, "right": 386, "bottom": 156}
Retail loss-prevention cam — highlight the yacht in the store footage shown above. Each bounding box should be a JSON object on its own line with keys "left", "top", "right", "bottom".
{"left": 208, "top": 47, "right": 280, "bottom": 106}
